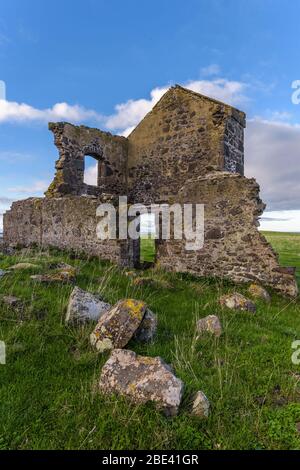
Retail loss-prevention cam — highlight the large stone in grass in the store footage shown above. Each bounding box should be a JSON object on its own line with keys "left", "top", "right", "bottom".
{"left": 66, "top": 286, "right": 111, "bottom": 324}
{"left": 1, "top": 295, "right": 22, "bottom": 309}
{"left": 99, "top": 349, "right": 184, "bottom": 416}
{"left": 196, "top": 315, "right": 222, "bottom": 337}
{"left": 90, "top": 299, "right": 146, "bottom": 352}
{"left": 219, "top": 293, "right": 256, "bottom": 313}
{"left": 10, "top": 262, "right": 39, "bottom": 270}
{"left": 248, "top": 284, "right": 271, "bottom": 302}
{"left": 30, "top": 267, "right": 76, "bottom": 284}
{"left": 191, "top": 391, "right": 210, "bottom": 418}
{"left": 134, "top": 309, "right": 157, "bottom": 343}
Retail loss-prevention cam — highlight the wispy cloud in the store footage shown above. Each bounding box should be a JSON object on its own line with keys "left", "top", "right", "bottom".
{"left": 0, "top": 77, "right": 249, "bottom": 133}
{"left": 200, "top": 64, "right": 221, "bottom": 77}
{"left": 0, "top": 150, "right": 35, "bottom": 163}
{"left": 7, "top": 180, "right": 49, "bottom": 194}
{"left": 105, "top": 78, "right": 249, "bottom": 133}
{"left": 259, "top": 210, "right": 300, "bottom": 232}
{"left": 0, "top": 99, "right": 104, "bottom": 124}
{"left": 0, "top": 196, "right": 14, "bottom": 205}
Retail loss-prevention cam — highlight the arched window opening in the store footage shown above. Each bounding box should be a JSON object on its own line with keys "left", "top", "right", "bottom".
{"left": 84, "top": 155, "right": 98, "bottom": 186}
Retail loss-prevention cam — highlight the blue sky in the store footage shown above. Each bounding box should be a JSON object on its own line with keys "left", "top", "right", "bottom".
{"left": 0, "top": 0, "right": 300, "bottom": 231}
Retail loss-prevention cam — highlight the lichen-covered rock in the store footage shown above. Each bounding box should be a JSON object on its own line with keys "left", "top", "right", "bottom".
{"left": 133, "top": 277, "right": 157, "bottom": 287}
{"left": 196, "top": 315, "right": 222, "bottom": 337}
{"left": 90, "top": 299, "right": 146, "bottom": 352}
{"left": 99, "top": 349, "right": 184, "bottom": 416}
{"left": 1, "top": 295, "right": 22, "bottom": 308}
{"left": 191, "top": 391, "right": 210, "bottom": 418}
{"left": 48, "top": 262, "right": 76, "bottom": 272}
{"left": 134, "top": 309, "right": 157, "bottom": 343}
{"left": 133, "top": 277, "right": 173, "bottom": 290}
{"left": 30, "top": 267, "right": 75, "bottom": 283}
{"left": 65, "top": 286, "right": 111, "bottom": 324}
{"left": 248, "top": 284, "right": 271, "bottom": 302}
{"left": 10, "top": 263, "right": 39, "bottom": 270}
{"left": 219, "top": 293, "right": 256, "bottom": 313}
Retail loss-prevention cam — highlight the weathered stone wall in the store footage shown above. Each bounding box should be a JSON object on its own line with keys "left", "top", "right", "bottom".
{"left": 3, "top": 85, "right": 298, "bottom": 297}
{"left": 223, "top": 116, "right": 244, "bottom": 175}
{"left": 156, "top": 172, "right": 298, "bottom": 297}
{"left": 3, "top": 197, "right": 121, "bottom": 262}
{"left": 127, "top": 85, "right": 245, "bottom": 204}
{"left": 45, "top": 122, "right": 128, "bottom": 198}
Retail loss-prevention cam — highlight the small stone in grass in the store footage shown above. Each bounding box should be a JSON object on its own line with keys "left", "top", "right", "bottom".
{"left": 191, "top": 391, "right": 210, "bottom": 418}
{"left": 196, "top": 315, "right": 222, "bottom": 337}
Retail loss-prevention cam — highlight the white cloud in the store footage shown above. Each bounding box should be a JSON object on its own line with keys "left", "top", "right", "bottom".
{"left": 200, "top": 64, "right": 221, "bottom": 77}
{"left": 0, "top": 99, "right": 103, "bottom": 124}
{"left": 259, "top": 210, "right": 300, "bottom": 232}
{"left": 7, "top": 180, "right": 50, "bottom": 194}
{"left": 245, "top": 118, "right": 300, "bottom": 211}
{"left": 1, "top": 73, "right": 299, "bottom": 231}
{"left": 0, "top": 77, "right": 248, "bottom": 132}
{"left": 84, "top": 162, "right": 98, "bottom": 186}
{"left": 0, "top": 197, "right": 15, "bottom": 232}
{"left": 105, "top": 86, "right": 169, "bottom": 130}
{"left": 105, "top": 79, "right": 248, "bottom": 133}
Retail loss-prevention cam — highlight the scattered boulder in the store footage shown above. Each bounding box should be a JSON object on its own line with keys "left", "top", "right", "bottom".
{"left": 1, "top": 295, "right": 22, "bottom": 308}
{"left": 90, "top": 299, "right": 147, "bottom": 352}
{"left": 124, "top": 271, "right": 137, "bottom": 278}
{"left": 133, "top": 277, "right": 157, "bottom": 288}
{"left": 219, "top": 293, "right": 256, "bottom": 313}
{"left": 99, "top": 349, "right": 184, "bottom": 416}
{"left": 66, "top": 286, "right": 111, "bottom": 324}
{"left": 248, "top": 284, "right": 271, "bottom": 302}
{"left": 134, "top": 309, "right": 157, "bottom": 343}
{"left": 10, "top": 262, "right": 39, "bottom": 270}
{"left": 0, "top": 269, "right": 9, "bottom": 279}
{"left": 133, "top": 277, "right": 173, "bottom": 290}
{"left": 196, "top": 315, "right": 222, "bottom": 338}
{"left": 191, "top": 391, "right": 210, "bottom": 418}
{"left": 30, "top": 268, "right": 75, "bottom": 283}
{"left": 48, "top": 262, "right": 75, "bottom": 271}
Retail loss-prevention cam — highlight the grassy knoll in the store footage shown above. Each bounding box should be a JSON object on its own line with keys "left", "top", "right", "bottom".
{"left": 0, "top": 232, "right": 300, "bottom": 450}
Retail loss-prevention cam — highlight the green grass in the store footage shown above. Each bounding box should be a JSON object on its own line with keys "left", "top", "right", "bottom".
{"left": 262, "top": 231, "right": 300, "bottom": 285}
{"left": 0, "top": 232, "right": 300, "bottom": 450}
{"left": 140, "top": 235, "right": 156, "bottom": 263}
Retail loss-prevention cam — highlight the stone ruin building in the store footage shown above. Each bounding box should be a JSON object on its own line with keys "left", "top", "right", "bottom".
{"left": 3, "top": 85, "right": 298, "bottom": 297}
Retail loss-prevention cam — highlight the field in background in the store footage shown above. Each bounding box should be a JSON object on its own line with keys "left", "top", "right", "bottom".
{"left": 0, "top": 232, "right": 300, "bottom": 450}
{"left": 263, "top": 232, "right": 300, "bottom": 285}
{"left": 140, "top": 235, "right": 156, "bottom": 263}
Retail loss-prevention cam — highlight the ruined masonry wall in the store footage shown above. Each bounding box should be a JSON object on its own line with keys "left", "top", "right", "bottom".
{"left": 127, "top": 86, "right": 245, "bottom": 204}
{"left": 3, "top": 197, "right": 121, "bottom": 262}
{"left": 45, "top": 123, "right": 128, "bottom": 198}
{"left": 157, "top": 172, "right": 298, "bottom": 297}
{"left": 3, "top": 86, "right": 298, "bottom": 297}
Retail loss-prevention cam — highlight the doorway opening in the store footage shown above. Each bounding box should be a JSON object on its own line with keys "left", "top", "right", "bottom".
{"left": 140, "top": 213, "right": 156, "bottom": 265}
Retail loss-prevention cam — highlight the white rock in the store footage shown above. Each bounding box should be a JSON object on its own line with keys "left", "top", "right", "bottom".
{"left": 191, "top": 391, "right": 210, "bottom": 418}
{"left": 66, "top": 286, "right": 111, "bottom": 324}
{"left": 196, "top": 315, "right": 222, "bottom": 337}
{"left": 99, "top": 349, "right": 184, "bottom": 416}
{"left": 134, "top": 309, "right": 157, "bottom": 343}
